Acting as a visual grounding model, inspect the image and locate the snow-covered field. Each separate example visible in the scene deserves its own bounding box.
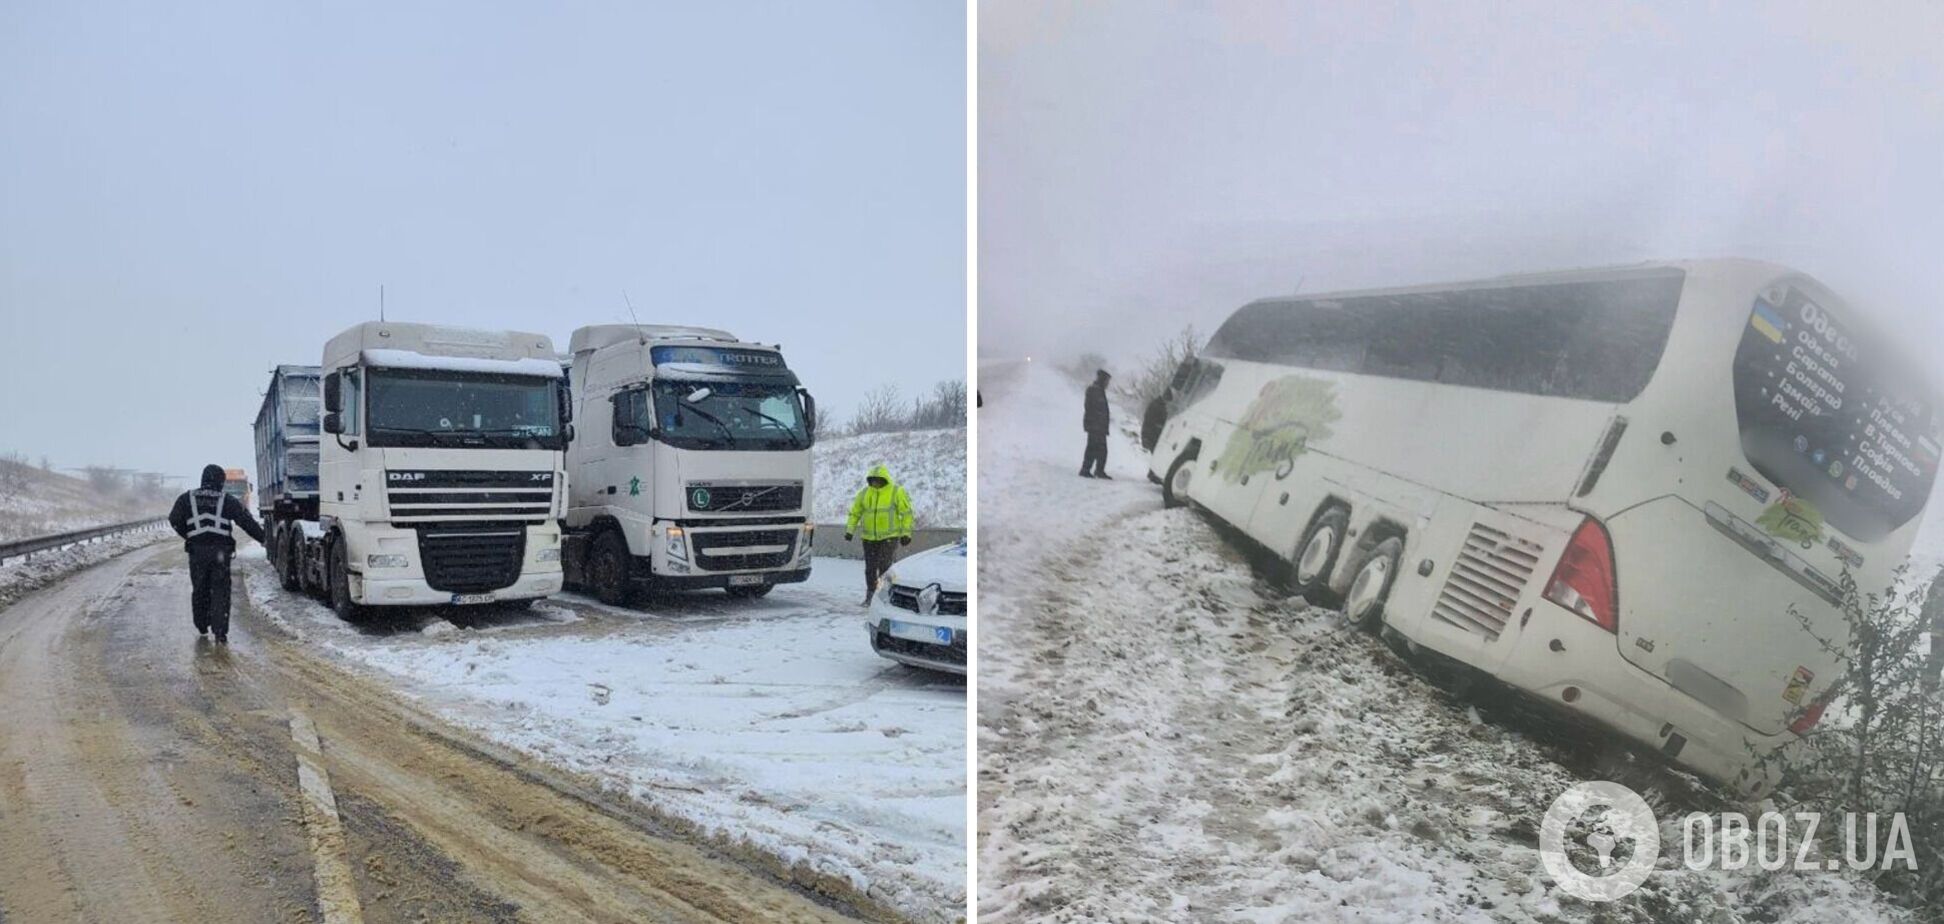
[0,460,167,542]
[241,552,966,923]
[975,360,1907,923]
[0,524,172,609]
[814,429,967,528]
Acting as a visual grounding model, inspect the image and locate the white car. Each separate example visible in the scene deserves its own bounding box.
[865,539,967,674]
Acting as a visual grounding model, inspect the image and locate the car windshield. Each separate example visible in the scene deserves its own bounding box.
[366,369,563,449]
[650,379,809,451]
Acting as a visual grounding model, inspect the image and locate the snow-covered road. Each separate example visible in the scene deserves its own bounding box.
[975,361,1906,923]
[241,551,966,923]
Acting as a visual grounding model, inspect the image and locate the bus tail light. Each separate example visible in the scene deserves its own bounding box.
[1790,700,1829,736]
[1544,517,1619,633]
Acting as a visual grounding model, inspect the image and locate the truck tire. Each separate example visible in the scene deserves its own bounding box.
[328,541,367,623]
[589,530,634,606]
[279,530,302,592]
[726,584,773,599]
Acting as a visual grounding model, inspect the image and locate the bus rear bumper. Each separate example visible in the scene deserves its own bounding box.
[1488,608,1786,797]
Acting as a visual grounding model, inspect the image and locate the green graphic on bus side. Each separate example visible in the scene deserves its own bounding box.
[1757,495,1824,547]
[1216,375,1341,484]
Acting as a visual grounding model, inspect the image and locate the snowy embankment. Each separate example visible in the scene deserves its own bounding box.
[976,359,1904,923]
[242,551,966,923]
[0,526,172,610]
[813,428,966,528]
[0,459,166,542]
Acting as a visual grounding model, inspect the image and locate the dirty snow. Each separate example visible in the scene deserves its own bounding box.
[241,552,965,923]
[975,358,1908,923]
[0,523,172,609]
[813,428,966,528]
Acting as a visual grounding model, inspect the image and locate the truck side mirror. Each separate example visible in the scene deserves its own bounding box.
[561,423,575,445]
[323,411,343,434]
[323,373,341,413]
[557,383,573,424]
[799,389,817,440]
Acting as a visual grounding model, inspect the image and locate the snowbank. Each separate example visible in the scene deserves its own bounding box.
[812,428,966,528]
[242,555,966,922]
[0,526,173,610]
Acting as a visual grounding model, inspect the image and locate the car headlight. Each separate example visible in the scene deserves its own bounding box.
[367,554,409,569]
[536,548,561,562]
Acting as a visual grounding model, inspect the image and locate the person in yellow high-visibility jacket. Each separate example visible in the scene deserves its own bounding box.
[845,463,915,606]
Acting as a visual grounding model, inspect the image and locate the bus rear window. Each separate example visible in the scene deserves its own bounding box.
[1731,284,1941,541]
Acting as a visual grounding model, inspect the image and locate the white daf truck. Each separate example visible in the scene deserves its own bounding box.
[286,321,573,620]
[561,324,817,603]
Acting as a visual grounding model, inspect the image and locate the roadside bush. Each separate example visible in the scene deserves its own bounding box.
[845,379,969,435]
[1772,570,1944,917]
[1112,325,1203,413]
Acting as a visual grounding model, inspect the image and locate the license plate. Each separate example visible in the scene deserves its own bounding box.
[728,575,765,587]
[888,620,952,644]
[450,593,495,605]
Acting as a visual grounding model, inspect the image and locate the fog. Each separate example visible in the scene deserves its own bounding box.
[979,1,1944,367]
[0,1,964,486]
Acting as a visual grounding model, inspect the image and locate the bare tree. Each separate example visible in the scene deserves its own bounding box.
[1114,325,1203,413]
[847,384,906,436]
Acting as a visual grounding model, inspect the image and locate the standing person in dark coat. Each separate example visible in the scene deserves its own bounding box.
[1080,368,1112,479]
[167,464,266,643]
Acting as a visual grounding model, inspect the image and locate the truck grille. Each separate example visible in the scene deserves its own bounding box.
[387,470,554,523]
[690,528,798,571]
[1430,522,1543,639]
[416,526,526,593]
[685,482,804,514]
[889,584,967,616]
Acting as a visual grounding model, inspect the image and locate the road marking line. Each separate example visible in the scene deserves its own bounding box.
[290,709,365,924]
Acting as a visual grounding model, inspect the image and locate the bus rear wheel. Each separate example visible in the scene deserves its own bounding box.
[1162,451,1196,509]
[1345,537,1402,633]
[1290,507,1348,602]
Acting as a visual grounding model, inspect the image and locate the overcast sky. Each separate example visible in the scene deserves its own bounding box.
[980,1,1944,368]
[0,0,963,485]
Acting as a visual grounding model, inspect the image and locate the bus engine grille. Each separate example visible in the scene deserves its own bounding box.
[417,526,526,593]
[1431,523,1543,640]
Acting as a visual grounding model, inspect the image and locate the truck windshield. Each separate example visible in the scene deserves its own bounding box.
[366,369,564,450]
[651,379,809,451]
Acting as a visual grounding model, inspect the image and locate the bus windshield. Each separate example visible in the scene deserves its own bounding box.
[366,369,564,450]
[651,379,809,451]
[1732,284,1941,541]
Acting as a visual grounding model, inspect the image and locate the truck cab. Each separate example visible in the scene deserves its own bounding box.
[315,321,573,617]
[562,324,817,603]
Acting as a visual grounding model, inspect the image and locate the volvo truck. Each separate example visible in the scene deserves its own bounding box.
[561,324,816,603]
[263,322,574,619]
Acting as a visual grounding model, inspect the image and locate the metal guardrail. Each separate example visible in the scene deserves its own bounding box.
[0,517,169,564]
[809,524,965,560]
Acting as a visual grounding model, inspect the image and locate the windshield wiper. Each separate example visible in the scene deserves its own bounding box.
[740,406,806,448]
[675,404,738,448]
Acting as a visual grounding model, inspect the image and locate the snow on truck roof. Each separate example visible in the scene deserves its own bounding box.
[361,349,564,378]
[323,321,556,369]
[568,324,741,354]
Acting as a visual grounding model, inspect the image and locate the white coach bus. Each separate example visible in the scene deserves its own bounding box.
[1148,259,1941,794]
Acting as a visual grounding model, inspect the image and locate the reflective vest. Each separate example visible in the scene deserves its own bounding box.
[185,490,232,539]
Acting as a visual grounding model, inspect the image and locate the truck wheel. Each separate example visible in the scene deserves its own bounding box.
[328,542,367,623]
[1345,537,1403,633]
[279,531,302,592]
[726,584,773,599]
[1290,506,1348,603]
[589,530,634,606]
[1162,450,1197,509]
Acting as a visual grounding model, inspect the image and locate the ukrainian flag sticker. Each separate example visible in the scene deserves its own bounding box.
[1750,300,1787,344]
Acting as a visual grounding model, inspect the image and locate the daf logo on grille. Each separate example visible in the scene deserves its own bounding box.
[389,472,424,482]
[691,487,711,508]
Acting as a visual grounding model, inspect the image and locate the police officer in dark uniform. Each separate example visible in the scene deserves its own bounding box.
[167,464,267,643]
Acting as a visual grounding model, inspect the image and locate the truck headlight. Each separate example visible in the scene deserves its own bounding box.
[366,554,409,569]
[536,548,561,563]
[666,526,688,562]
